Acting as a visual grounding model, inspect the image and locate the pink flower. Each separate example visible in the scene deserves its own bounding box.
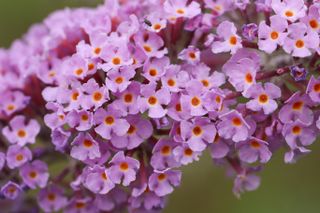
[212,21,242,54]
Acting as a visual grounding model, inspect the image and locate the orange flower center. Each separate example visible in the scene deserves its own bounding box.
[104,116,115,125]
[127,125,136,134]
[189,52,196,59]
[295,39,304,48]
[292,101,303,110]
[201,79,209,87]
[29,171,38,179]
[167,78,176,86]
[120,162,129,171]
[313,83,320,92]
[88,63,95,71]
[74,68,83,76]
[245,73,253,83]
[250,140,261,149]
[112,57,121,65]
[161,145,171,156]
[176,9,185,14]
[124,93,133,103]
[81,114,89,121]
[309,19,318,29]
[270,31,279,40]
[115,76,124,84]
[292,125,301,135]
[71,92,79,101]
[83,139,93,147]
[285,10,294,17]
[92,91,103,101]
[149,69,158,77]
[232,117,242,126]
[17,129,27,138]
[175,103,182,112]
[7,104,15,111]
[16,154,24,161]
[148,96,158,105]
[143,45,152,52]
[47,193,56,201]
[75,202,86,209]
[153,24,162,30]
[192,126,203,136]
[157,173,167,181]
[94,47,101,55]
[258,94,269,104]
[229,36,237,45]
[184,148,193,156]
[191,96,201,106]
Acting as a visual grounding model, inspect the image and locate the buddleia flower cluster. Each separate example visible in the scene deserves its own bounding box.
[0,0,320,212]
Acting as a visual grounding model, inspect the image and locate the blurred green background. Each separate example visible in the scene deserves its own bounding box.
[1,1,320,213]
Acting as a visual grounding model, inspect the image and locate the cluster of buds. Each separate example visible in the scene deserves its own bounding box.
[0,0,319,212]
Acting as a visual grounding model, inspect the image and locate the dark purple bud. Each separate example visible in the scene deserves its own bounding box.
[242,23,258,41]
[290,66,307,81]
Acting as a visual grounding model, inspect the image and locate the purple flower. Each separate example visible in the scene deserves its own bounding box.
[233,173,260,198]
[173,143,202,165]
[134,31,167,58]
[161,65,189,93]
[148,170,182,196]
[244,83,281,114]
[0,91,30,116]
[51,128,70,151]
[82,165,115,194]
[108,151,140,186]
[212,21,242,54]
[284,146,310,164]
[301,4,320,31]
[142,57,169,82]
[111,115,153,149]
[151,138,180,170]
[70,133,101,162]
[209,135,230,159]
[99,44,133,72]
[278,92,314,125]
[112,81,141,115]
[237,137,272,163]
[290,65,307,81]
[217,110,252,142]
[81,78,109,110]
[223,58,257,94]
[66,110,93,131]
[44,102,67,130]
[105,67,135,93]
[93,107,130,139]
[180,117,216,152]
[94,188,127,212]
[283,22,319,57]
[65,197,98,213]
[282,119,316,149]
[178,46,200,64]
[271,0,306,22]
[258,15,288,53]
[181,80,208,116]
[143,14,167,33]
[138,83,170,118]
[164,0,201,21]
[1,181,22,200]
[37,185,68,213]
[306,75,320,102]
[2,115,40,146]
[204,0,233,16]
[242,23,258,41]
[129,183,165,211]
[19,160,49,189]
[6,145,32,169]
